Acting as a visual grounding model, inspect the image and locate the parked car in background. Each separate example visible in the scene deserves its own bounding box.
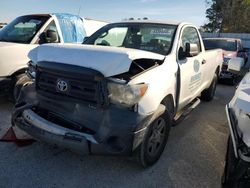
[222,70,250,188]
[13,20,224,167]
[83,18,108,36]
[0,13,106,100]
[203,38,249,85]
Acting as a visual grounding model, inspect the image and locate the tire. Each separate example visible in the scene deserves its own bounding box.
[13,74,31,102]
[222,136,239,188]
[228,76,237,86]
[135,112,171,167]
[200,73,217,102]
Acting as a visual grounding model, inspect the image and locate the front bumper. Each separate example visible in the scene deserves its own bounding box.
[12,84,163,156]
[15,109,94,154]
[226,105,250,162]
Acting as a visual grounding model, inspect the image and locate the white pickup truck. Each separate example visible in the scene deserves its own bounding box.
[13,21,223,167]
[0,13,106,98]
[223,71,250,187]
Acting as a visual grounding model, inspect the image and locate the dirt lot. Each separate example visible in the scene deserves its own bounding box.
[0,83,236,188]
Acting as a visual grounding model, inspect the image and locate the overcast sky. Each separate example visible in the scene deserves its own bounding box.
[0,0,207,27]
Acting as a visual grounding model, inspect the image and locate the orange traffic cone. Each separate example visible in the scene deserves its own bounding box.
[0,127,35,147]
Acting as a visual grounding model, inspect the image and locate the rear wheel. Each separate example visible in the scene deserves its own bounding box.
[136,112,171,167]
[229,75,238,86]
[200,73,217,102]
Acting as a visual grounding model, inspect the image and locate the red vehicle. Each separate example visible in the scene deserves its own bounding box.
[203,38,249,84]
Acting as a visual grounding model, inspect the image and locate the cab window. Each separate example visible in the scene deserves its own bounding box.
[181,27,201,54]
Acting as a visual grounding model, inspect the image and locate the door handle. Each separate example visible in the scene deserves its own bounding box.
[202,60,207,65]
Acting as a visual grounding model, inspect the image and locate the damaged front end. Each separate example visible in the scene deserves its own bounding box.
[225,72,250,183]
[12,60,161,155]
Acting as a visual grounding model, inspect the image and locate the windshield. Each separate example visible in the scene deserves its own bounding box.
[84,23,177,55]
[0,15,49,44]
[203,39,237,51]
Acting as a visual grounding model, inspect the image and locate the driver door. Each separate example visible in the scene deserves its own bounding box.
[177,26,204,110]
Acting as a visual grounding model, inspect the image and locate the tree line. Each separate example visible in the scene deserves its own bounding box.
[202,0,250,33]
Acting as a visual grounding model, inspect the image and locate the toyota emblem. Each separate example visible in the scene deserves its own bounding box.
[57,79,68,92]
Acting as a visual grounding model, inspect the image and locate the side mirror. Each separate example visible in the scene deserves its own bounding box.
[46,30,58,43]
[228,57,244,74]
[186,43,199,57]
[39,30,59,44]
[178,43,199,60]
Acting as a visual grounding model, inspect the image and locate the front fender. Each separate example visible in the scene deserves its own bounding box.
[129,57,178,116]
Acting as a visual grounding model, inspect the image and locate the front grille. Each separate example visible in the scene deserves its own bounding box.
[36,61,109,108]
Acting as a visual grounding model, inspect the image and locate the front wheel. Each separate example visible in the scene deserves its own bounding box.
[135,112,171,167]
[200,73,217,102]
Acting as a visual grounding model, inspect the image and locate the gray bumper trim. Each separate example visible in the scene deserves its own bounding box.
[22,109,98,144]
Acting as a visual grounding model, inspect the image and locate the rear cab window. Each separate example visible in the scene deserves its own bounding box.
[203,39,237,51]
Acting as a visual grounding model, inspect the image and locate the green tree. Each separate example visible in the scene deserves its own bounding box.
[202,0,224,32]
[203,0,250,33]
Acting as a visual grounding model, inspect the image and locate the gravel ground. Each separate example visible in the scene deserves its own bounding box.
[0,84,236,188]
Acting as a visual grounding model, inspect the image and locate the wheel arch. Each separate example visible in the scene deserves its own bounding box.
[160,94,176,118]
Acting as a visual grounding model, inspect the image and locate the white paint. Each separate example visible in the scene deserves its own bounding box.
[29,44,165,77]
[228,57,244,72]
[28,21,222,116]
[0,15,106,78]
[83,18,108,36]
[229,72,250,147]
[0,42,37,77]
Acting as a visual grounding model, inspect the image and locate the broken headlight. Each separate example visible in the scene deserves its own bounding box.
[108,82,148,107]
[26,61,37,79]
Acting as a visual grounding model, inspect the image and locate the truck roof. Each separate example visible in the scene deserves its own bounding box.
[22,14,51,17]
[21,13,82,19]
[116,20,192,26]
[204,37,241,41]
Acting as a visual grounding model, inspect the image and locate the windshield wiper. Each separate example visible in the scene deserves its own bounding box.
[0,39,9,42]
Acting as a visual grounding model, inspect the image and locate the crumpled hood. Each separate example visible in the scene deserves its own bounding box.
[0,42,36,77]
[229,72,250,146]
[29,43,165,77]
